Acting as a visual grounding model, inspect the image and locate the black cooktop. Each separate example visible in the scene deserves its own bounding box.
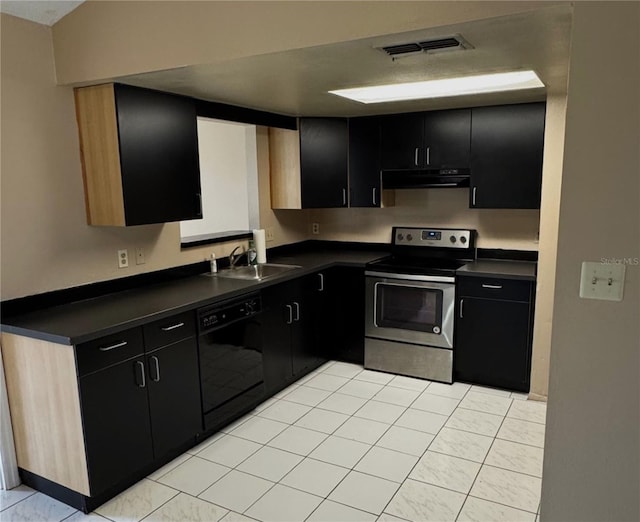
[366,255,466,277]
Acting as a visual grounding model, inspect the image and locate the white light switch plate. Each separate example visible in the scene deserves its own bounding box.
[579,261,625,301]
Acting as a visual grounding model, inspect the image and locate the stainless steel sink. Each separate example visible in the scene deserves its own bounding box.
[215,263,301,281]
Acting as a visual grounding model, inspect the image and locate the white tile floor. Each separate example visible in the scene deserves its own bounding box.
[0,361,546,522]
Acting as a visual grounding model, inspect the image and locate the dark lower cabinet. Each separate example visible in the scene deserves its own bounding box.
[146,338,202,459]
[470,102,546,209]
[262,272,329,394]
[80,356,153,495]
[77,313,202,496]
[454,276,535,392]
[326,267,366,364]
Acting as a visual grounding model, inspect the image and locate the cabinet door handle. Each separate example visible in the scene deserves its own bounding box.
[414,147,420,166]
[472,186,477,206]
[342,188,347,206]
[135,361,146,388]
[161,322,184,332]
[318,273,324,292]
[426,146,431,166]
[482,284,503,289]
[293,302,300,322]
[285,304,293,324]
[372,187,377,206]
[99,341,127,352]
[459,299,464,319]
[150,356,161,382]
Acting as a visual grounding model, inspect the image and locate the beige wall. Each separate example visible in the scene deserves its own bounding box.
[529,93,567,400]
[0,14,305,301]
[541,3,639,521]
[308,190,540,250]
[51,1,561,85]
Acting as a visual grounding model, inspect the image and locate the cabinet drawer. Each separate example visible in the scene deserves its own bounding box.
[143,311,196,350]
[77,328,144,376]
[457,276,532,302]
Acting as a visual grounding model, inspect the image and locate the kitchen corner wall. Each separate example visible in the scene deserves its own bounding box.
[307,191,540,250]
[541,3,639,520]
[0,14,306,301]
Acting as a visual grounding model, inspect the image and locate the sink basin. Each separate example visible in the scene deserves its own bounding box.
[215,263,301,281]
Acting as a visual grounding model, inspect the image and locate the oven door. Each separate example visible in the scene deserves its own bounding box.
[365,273,455,349]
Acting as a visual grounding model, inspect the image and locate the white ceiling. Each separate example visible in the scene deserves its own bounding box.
[0,0,84,26]
[120,5,573,117]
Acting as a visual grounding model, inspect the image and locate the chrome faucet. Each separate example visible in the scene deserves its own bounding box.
[229,246,246,269]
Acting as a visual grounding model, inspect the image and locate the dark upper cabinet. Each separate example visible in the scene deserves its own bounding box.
[75,83,202,226]
[470,102,546,209]
[380,113,424,170]
[380,109,471,170]
[454,276,535,392]
[349,117,383,208]
[423,109,472,169]
[271,118,393,209]
[300,118,349,208]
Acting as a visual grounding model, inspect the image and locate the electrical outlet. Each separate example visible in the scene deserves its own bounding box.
[265,227,275,242]
[312,223,320,235]
[135,247,145,265]
[117,249,129,269]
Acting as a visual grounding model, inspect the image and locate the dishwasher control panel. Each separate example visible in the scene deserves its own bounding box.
[198,293,262,332]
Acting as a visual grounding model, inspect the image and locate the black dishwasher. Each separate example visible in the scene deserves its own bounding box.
[197,293,265,432]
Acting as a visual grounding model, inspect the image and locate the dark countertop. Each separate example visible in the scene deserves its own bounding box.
[0,249,387,346]
[457,259,537,281]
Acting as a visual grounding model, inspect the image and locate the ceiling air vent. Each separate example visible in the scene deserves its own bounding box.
[418,37,462,52]
[380,35,471,59]
[381,42,423,57]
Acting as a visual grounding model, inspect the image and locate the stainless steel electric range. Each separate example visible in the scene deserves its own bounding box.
[365,226,476,383]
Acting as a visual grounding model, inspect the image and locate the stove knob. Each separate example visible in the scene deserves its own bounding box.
[397,233,404,241]
[450,235,457,243]
[460,236,467,244]
[407,234,413,241]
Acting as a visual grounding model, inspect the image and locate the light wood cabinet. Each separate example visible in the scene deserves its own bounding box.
[269,121,393,209]
[269,127,302,209]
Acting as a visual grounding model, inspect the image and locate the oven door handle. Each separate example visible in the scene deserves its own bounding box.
[365,271,455,284]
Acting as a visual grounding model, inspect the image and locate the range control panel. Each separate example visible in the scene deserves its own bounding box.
[393,227,473,249]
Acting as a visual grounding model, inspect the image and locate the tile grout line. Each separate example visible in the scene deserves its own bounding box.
[198,369,543,521]
[454,391,512,521]
[377,378,475,519]
[0,489,38,515]
[454,395,535,521]
[293,366,432,519]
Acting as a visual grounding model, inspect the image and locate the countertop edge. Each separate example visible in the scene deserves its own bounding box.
[0,255,384,346]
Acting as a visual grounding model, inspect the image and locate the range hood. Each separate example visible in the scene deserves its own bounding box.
[382,169,470,189]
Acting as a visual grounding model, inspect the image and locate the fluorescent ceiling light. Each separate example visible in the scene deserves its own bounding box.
[329,70,544,104]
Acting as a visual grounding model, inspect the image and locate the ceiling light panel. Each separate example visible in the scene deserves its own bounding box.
[329,70,545,104]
